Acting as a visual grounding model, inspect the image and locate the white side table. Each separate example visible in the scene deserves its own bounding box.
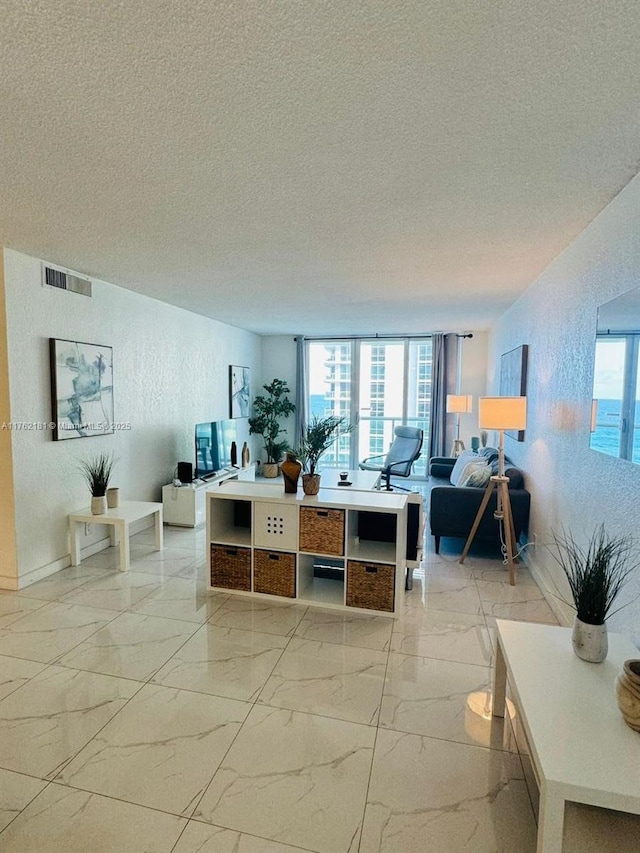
[69,501,163,572]
[492,619,640,853]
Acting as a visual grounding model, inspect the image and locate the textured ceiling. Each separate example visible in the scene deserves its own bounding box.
[2,1,640,336]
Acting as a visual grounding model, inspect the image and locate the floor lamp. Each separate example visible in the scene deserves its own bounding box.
[447,394,473,457]
[459,396,527,585]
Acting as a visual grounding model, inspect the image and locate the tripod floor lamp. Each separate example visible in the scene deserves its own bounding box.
[447,394,473,457]
[459,396,527,585]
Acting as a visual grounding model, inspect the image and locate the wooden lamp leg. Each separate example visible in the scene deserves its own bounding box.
[460,475,518,585]
[498,479,517,585]
[459,479,496,564]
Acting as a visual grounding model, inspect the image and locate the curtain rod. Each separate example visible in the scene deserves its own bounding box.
[293,333,473,342]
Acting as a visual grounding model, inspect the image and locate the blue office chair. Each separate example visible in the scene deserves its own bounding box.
[359,426,424,491]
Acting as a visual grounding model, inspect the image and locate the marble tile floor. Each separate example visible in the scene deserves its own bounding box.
[0,523,637,852]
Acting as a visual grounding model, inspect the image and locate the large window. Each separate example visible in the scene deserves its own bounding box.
[306,338,432,476]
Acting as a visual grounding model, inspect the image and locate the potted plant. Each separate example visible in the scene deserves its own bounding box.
[550,524,639,662]
[248,379,295,477]
[297,415,353,495]
[78,452,117,515]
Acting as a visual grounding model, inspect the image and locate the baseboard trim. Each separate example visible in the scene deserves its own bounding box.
[7,516,156,590]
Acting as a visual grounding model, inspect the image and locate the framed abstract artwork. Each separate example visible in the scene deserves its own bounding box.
[499,344,528,441]
[50,338,114,440]
[229,365,250,418]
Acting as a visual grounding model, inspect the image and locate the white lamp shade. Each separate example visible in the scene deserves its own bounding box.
[447,394,473,414]
[479,396,527,430]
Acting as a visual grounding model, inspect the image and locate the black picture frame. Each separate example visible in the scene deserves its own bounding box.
[499,344,528,441]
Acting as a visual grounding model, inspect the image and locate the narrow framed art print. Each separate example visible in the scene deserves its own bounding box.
[50,338,114,440]
[229,365,250,418]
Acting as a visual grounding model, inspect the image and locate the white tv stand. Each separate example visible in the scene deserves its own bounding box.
[162,464,255,527]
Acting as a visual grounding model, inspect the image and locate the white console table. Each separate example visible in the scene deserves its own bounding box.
[162,464,256,527]
[69,501,163,572]
[207,481,408,615]
[492,619,640,853]
[317,468,381,491]
[252,468,381,492]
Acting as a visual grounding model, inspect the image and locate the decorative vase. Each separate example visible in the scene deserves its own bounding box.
[230,441,238,466]
[281,453,302,493]
[471,436,480,452]
[615,659,640,732]
[263,462,279,478]
[106,487,119,508]
[302,473,321,496]
[91,495,107,515]
[572,617,608,663]
[241,441,250,467]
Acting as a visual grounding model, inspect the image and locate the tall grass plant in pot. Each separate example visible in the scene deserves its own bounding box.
[248,379,295,477]
[550,525,638,663]
[297,415,353,495]
[78,453,117,515]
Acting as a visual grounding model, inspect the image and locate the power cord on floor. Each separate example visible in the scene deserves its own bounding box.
[498,518,533,565]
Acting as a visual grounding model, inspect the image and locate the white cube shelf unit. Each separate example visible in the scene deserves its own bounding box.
[206,481,409,616]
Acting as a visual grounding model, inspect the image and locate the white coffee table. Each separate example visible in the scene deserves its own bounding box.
[69,501,163,572]
[492,619,640,852]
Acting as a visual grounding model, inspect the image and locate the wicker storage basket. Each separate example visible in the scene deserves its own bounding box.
[346,560,395,612]
[254,549,296,598]
[210,544,251,591]
[299,507,345,556]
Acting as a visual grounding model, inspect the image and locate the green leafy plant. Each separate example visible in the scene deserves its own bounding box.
[248,378,295,464]
[297,415,354,475]
[78,453,116,497]
[550,525,639,625]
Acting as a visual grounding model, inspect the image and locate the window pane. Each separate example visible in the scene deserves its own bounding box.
[307,338,432,479]
[307,341,353,468]
[590,338,625,459]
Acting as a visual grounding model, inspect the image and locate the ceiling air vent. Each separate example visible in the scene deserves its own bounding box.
[42,264,92,297]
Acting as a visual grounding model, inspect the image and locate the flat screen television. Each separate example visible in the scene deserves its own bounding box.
[195,419,237,479]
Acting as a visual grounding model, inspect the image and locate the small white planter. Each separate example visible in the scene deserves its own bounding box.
[262,463,279,478]
[106,487,119,508]
[91,495,107,515]
[572,617,608,663]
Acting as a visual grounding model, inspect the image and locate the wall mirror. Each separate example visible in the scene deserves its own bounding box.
[590,286,640,463]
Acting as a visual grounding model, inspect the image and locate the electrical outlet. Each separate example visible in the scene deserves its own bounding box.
[85,522,93,536]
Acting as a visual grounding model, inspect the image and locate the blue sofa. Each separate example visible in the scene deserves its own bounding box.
[428,449,531,553]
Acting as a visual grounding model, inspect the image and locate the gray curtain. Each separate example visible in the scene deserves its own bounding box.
[428,333,448,459]
[294,336,308,447]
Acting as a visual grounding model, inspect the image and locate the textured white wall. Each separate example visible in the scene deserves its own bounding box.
[259,336,298,400]
[488,175,640,644]
[2,249,261,588]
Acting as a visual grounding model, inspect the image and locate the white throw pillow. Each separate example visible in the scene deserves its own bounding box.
[449,451,478,486]
[459,459,491,488]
